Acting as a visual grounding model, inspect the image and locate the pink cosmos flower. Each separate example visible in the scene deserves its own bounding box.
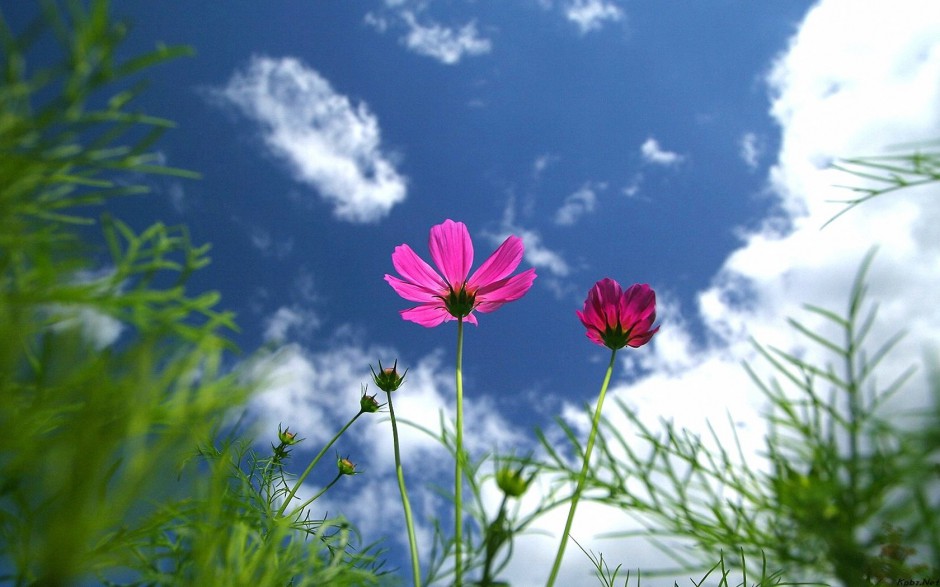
[385,219,537,327]
[577,278,659,349]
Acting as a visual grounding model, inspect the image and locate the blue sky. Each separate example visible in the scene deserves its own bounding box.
[11,1,940,585]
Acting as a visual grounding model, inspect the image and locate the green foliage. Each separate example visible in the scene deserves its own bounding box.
[827,141,940,227]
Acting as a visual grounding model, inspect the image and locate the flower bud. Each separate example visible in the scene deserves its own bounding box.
[361,394,381,413]
[278,425,300,446]
[496,467,529,498]
[337,457,357,476]
[370,360,407,393]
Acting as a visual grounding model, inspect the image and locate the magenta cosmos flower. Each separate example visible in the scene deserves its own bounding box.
[385,219,537,327]
[577,278,659,350]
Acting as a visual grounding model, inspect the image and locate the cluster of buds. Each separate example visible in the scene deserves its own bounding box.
[274,424,303,460]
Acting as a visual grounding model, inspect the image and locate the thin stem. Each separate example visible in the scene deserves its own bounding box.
[455,317,465,587]
[276,410,363,518]
[387,389,422,587]
[290,472,342,514]
[545,348,618,587]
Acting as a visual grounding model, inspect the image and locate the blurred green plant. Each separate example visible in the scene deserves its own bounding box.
[827,141,940,227]
[0,2,383,585]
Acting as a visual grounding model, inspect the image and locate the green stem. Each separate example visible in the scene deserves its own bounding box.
[480,495,510,586]
[545,348,617,587]
[455,317,465,587]
[387,389,422,587]
[276,410,363,518]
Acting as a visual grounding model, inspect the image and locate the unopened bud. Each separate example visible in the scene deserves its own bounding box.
[370,360,407,393]
[496,467,529,498]
[278,425,300,446]
[337,457,357,476]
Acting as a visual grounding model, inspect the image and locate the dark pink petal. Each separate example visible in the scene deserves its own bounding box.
[467,235,524,290]
[429,219,473,287]
[577,307,605,334]
[385,274,439,303]
[578,278,659,349]
[628,325,660,347]
[392,244,446,291]
[585,328,606,346]
[400,304,451,327]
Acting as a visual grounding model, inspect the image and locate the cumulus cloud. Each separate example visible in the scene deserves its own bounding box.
[640,137,683,165]
[213,56,407,223]
[553,182,603,225]
[400,12,492,64]
[564,0,625,34]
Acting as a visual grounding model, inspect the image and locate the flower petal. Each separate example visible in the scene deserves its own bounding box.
[385,274,439,303]
[475,268,537,312]
[429,219,473,287]
[392,243,447,291]
[628,325,660,347]
[467,235,524,290]
[400,304,451,327]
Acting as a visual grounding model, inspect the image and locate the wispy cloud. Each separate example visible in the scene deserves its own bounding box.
[564,0,624,34]
[554,182,604,225]
[640,137,683,165]
[212,56,407,223]
[739,131,763,169]
[400,12,492,65]
[621,172,647,200]
[531,153,558,179]
[249,227,294,259]
[495,197,571,277]
[263,306,322,343]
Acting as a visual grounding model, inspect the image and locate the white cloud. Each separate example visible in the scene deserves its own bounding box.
[249,227,294,259]
[554,182,602,226]
[640,137,683,165]
[532,153,558,179]
[564,0,625,34]
[401,12,492,65]
[739,131,763,169]
[495,197,572,278]
[214,56,407,223]
[518,228,571,277]
[263,306,321,342]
